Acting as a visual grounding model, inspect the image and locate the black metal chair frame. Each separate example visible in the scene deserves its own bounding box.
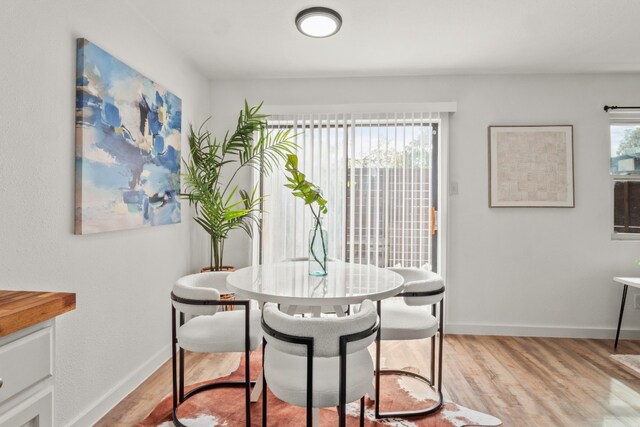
[374,287,445,419]
[170,292,257,427]
[261,313,380,427]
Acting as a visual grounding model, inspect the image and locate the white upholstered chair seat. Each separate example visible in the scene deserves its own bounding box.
[374,268,445,418]
[264,345,373,408]
[177,310,262,353]
[380,300,438,340]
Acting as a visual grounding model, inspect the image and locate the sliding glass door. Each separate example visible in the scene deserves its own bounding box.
[256,113,440,271]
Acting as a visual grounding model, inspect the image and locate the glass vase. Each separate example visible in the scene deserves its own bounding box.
[309,217,328,276]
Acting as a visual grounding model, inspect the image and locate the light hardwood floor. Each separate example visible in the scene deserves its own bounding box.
[96,336,640,426]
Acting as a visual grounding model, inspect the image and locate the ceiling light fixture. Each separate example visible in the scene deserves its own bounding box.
[295,7,342,38]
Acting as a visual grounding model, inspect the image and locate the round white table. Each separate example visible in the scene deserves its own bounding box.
[226,260,405,409]
[226,260,405,316]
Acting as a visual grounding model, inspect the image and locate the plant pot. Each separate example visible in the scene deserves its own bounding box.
[199,266,237,310]
[200,266,236,273]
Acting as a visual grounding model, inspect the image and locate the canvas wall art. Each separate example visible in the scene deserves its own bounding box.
[488,125,574,207]
[75,38,182,234]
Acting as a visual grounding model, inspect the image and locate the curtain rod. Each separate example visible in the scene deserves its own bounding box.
[604,105,640,112]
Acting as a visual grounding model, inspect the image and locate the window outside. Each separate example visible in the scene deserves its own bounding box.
[612,124,640,236]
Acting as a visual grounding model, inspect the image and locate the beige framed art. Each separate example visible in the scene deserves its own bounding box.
[488,125,574,207]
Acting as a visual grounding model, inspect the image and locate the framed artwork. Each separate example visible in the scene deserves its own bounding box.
[75,38,182,234]
[488,125,574,207]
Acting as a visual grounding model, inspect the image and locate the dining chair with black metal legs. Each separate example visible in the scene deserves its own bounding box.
[261,299,379,427]
[375,267,445,419]
[170,271,262,427]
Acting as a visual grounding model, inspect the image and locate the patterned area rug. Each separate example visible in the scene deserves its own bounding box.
[138,353,501,427]
[611,354,640,378]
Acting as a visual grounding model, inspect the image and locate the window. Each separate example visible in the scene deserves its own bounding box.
[610,116,640,237]
[613,180,640,234]
[345,120,437,268]
[255,112,442,269]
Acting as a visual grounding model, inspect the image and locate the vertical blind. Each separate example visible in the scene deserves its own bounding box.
[255,111,442,269]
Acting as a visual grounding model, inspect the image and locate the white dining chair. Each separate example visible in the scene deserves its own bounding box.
[375,267,445,418]
[261,299,379,427]
[171,271,262,427]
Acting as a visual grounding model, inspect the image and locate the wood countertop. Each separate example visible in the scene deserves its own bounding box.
[0,290,76,337]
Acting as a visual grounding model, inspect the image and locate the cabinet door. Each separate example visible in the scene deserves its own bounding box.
[0,327,52,405]
[0,389,52,427]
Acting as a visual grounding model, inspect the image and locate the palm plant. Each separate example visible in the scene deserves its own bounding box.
[181,101,297,271]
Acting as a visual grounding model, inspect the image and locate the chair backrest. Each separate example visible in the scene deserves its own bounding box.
[387,267,444,306]
[172,271,229,316]
[263,300,377,358]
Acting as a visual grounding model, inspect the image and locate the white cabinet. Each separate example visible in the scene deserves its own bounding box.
[0,321,54,427]
[0,389,52,427]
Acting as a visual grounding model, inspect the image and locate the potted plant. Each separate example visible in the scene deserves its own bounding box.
[283,154,329,276]
[182,101,296,272]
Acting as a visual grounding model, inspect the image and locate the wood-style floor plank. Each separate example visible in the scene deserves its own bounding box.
[95,336,640,426]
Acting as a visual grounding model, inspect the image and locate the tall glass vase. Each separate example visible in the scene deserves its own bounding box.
[309,217,328,276]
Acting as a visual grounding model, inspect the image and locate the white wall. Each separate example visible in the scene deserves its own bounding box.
[0,1,210,425]
[1,3,638,421]
[208,74,640,337]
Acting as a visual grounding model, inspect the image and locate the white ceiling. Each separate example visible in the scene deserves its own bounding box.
[126,0,640,79]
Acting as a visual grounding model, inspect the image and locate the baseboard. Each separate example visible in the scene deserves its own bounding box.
[446,323,640,339]
[66,343,170,427]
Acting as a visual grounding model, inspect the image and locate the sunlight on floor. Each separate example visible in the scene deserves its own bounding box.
[602,377,640,426]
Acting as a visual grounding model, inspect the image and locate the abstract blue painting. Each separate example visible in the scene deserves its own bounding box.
[75,38,182,234]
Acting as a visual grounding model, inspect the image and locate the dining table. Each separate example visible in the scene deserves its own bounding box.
[226,259,405,406]
[613,277,640,349]
[227,259,405,314]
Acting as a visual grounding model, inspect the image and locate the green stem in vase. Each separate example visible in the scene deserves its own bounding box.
[284,154,329,275]
[310,208,327,275]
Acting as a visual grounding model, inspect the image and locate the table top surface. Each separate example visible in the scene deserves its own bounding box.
[613,277,640,288]
[0,290,76,337]
[226,261,404,306]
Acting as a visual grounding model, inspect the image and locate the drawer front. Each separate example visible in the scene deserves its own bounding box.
[0,388,52,427]
[0,327,52,404]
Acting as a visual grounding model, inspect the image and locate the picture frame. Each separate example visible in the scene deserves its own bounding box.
[488,125,574,208]
[75,38,183,234]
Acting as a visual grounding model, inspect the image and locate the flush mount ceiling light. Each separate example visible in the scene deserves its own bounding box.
[295,7,342,38]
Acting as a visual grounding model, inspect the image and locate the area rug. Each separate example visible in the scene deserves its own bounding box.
[611,354,640,378]
[138,354,501,427]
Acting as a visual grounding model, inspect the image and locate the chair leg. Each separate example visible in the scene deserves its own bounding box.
[360,396,365,427]
[246,349,251,426]
[262,339,267,427]
[339,340,348,427]
[430,305,436,383]
[179,313,185,403]
[171,306,178,413]
[245,308,251,427]
[306,355,313,427]
[437,298,444,392]
[178,348,185,403]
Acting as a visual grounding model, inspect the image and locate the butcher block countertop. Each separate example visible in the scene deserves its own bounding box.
[0,290,76,337]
